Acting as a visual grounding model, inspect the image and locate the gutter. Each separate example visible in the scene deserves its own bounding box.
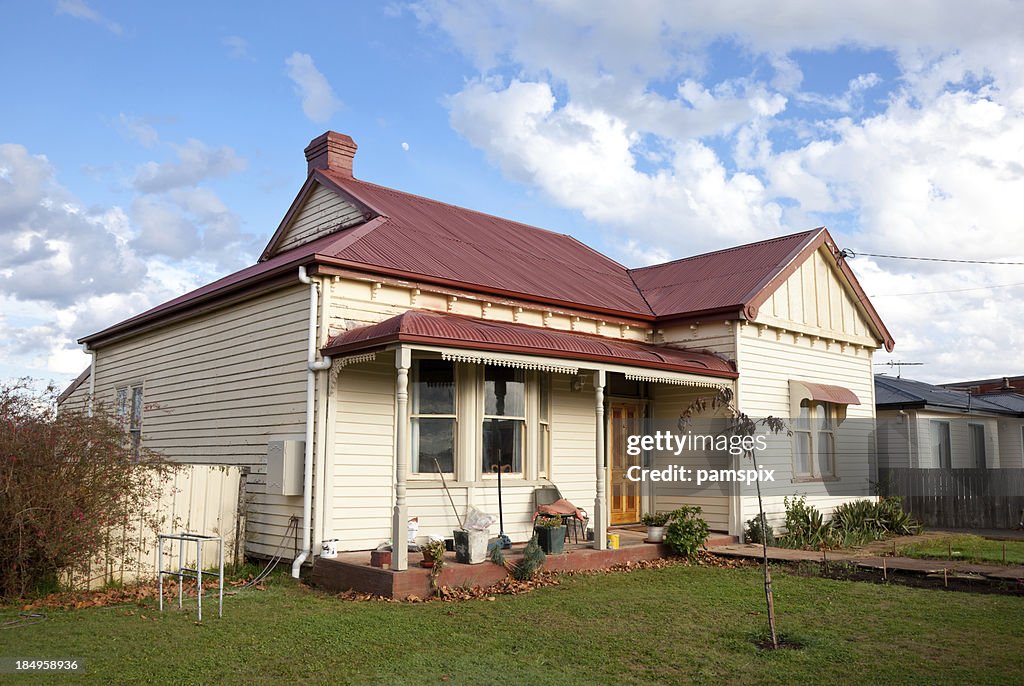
[292,266,332,578]
[84,343,96,417]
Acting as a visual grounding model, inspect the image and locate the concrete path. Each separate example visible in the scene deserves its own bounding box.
[709,543,1024,582]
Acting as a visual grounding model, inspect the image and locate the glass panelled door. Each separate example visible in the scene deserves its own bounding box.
[609,402,644,524]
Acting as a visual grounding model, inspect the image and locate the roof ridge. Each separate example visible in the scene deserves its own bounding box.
[334,173,608,248]
[628,228,823,274]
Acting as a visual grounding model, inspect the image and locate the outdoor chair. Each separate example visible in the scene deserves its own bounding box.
[533,482,589,544]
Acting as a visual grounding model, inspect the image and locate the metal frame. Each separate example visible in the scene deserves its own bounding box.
[157,532,224,621]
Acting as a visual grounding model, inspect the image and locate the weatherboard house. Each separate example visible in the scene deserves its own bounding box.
[60,132,894,572]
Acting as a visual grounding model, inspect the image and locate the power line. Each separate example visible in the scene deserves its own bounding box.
[840,249,1024,266]
[870,281,1024,298]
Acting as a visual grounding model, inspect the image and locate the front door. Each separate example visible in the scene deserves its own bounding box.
[609,402,644,524]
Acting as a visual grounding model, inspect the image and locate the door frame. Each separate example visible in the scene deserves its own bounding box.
[607,398,647,525]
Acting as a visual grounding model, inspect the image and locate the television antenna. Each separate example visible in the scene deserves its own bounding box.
[873,360,924,379]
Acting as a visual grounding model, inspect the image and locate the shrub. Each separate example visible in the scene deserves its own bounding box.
[511,535,546,580]
[0,381,176,599]
[641,512,670,527]
[779,496,922,551]
[533,515,564,529]
[781,496,834,549]
[663,506,710,560]
[745,515,775,546]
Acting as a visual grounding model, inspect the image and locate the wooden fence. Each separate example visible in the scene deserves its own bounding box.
[66,464,247,590]
[878,467,1024,530]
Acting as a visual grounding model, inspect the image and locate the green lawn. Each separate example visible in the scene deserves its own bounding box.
[898,534,1024,565]
[3,564,1022,685]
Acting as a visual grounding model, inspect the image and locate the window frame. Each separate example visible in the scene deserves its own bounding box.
[409,358,458,477]
[538,373,551,479]
[968,423,986,469]
[480,366,527,478]
[115,383,144,461]
[931,420,952,469]
[792,399,837,481]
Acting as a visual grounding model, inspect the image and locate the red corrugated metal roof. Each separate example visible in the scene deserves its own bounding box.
[322,310,737,378]
[78,135,893,352]
[793,380,861,406]
[628,229,822,318]
[318,170,654,316]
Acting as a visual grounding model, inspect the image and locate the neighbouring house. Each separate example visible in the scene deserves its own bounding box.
[60,131,894,572]
[875,374,1024,469]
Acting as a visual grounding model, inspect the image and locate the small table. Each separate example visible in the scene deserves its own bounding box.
[157,532,224,621]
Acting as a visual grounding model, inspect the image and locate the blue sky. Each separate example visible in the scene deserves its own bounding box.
[2,1,1024,388]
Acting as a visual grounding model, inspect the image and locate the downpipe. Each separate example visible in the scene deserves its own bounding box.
[292,266,332,578]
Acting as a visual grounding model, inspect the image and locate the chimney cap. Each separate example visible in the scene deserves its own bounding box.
[305,131,357,177]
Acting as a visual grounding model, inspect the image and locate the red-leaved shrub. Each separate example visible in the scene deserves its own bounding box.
[0,380,176,599]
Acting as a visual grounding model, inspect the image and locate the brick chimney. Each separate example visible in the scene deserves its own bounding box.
[304,131,357,177]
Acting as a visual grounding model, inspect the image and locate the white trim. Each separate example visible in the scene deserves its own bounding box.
[440,350,579,375]
[622,371,726,388]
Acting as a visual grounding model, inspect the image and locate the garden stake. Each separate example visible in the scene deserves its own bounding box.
[943,568,948,587]
[882,557,887,581]
[948,542,952,558]
[434,458,463,530]
[893,540,897,556]
[492,449,511,549]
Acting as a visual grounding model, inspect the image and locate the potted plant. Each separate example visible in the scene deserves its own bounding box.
[533,515,567,554]
[641,511,671,543]
[419,539,446,568]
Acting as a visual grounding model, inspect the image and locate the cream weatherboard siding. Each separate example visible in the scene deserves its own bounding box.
[326,352,600,551]
[735,323,877,528]
[649,383,732,532]
[876,411,916,468]
[757,246,877,347]
[87,285,310,558]
[660,320,737,361]
[270,182,366,256]
[910,411,1002,468]
[996,419,1024,468]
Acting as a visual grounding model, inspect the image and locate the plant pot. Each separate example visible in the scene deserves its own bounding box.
[420,549,434,568]
[646,526,666,543]
[453,529,487,564]
[534,525,566,554]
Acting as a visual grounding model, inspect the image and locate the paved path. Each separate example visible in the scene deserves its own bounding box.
[709,543,1024,582]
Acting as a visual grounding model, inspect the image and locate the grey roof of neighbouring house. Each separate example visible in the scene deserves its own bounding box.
[874,375,1022,416]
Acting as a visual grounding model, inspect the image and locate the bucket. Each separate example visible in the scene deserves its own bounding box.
[453,529,488,564]
[320,539,339,558]
[606,533,620,550]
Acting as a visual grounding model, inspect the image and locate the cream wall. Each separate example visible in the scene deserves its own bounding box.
[735,320,879,530]
[84,285,310,558]
[327,358,599,551]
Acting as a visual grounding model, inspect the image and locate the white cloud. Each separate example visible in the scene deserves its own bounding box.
[401,141,410,151]
[133,138,247,193]
[0,139,258,387]
[421,0,1024,381]
[223,35,251,61]
[55,0,122,34]
[284,52,341,123]
[115,113,159,147]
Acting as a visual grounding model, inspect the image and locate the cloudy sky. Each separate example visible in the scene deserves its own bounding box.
[2,1,1023,389]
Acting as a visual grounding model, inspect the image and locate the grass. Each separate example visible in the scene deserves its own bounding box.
[3,563,1023,685]
[898,534,1024,565]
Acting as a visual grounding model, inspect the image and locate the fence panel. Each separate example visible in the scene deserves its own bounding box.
[68,464,246,590]
[878,467,1024,530]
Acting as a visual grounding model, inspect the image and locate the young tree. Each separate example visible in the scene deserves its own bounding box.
[0,380,176,598]
[680,387,788,649]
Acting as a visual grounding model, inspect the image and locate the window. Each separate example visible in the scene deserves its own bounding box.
[931,421,952,469]
[968,423,986,469]
[538,374,551,477]
[411,359,456,474]
[116,384,144,461]
[481,366,525,475]
[793,400,836,479]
